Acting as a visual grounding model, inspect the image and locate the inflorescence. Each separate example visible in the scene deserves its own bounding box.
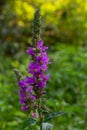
[18,40,50,115]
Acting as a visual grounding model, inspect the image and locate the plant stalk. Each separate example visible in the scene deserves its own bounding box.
[40,123,42,130]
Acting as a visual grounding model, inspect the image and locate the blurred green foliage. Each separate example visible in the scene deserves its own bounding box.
[0,45,87,130]
[1,0,87,55]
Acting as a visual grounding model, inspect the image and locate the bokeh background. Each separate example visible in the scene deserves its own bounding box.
[0,0,87,130]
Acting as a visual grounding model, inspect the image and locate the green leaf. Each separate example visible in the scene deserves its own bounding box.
[43,111,65,122]
[21,118,37,130]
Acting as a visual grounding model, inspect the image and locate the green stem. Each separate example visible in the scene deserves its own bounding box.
[40,123,42,130]
[37,99,43,130]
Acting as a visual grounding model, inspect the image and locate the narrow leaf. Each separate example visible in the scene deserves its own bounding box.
[21,118,37,129]
[43,111,65,122]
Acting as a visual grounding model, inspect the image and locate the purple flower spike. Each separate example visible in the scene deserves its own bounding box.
[18,39,50,111]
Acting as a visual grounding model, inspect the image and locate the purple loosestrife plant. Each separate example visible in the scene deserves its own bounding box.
[18,40,50,113]
[14,9,64,130]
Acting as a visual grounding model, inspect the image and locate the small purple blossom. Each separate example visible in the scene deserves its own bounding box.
[26,47,35,56]
[32,113,38,118]
[25,76,35,85]
[30,95,36,100]
[29,62,41,74]
[18,80,26,88]
[20,98,25,104]
[37,40,44,49]
[21,106,29,111]
[26,86,33,93]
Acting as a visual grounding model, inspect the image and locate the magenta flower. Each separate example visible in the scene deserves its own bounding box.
[32,113,38,118]
[26,47,35,56]
[21,106,29,111]
[25,76,35,85]
[18,40,50,112]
